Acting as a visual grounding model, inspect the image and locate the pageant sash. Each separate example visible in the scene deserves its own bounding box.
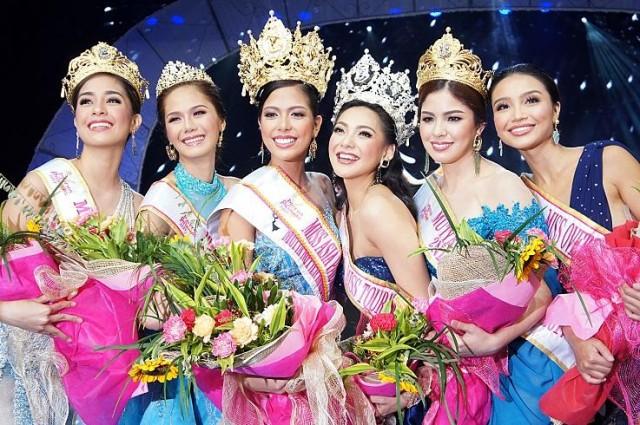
[139,179,215,240]
[338,211,398,318]
[414,176,457,268]
[34,158,98,223]
[214,166,340,301]
[522,176,608,258]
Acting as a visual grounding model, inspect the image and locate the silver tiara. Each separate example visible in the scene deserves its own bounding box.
[332,51,416,146]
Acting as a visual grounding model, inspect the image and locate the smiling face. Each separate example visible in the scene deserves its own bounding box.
[162,83,225,162]
[418,87,483,165]
[258,84,321,163]
[329,105,395,182]
[73,73,141,149]
[491,73,560,151]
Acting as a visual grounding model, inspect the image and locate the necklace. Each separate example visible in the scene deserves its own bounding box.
[174,162,224,198]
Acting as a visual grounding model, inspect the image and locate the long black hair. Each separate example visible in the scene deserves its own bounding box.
[333,99,416,218]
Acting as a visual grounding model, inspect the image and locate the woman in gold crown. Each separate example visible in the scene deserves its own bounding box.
[413,29,567,424]
[119,61,236,425]
[0,42,146,424]
[213,12,346,425]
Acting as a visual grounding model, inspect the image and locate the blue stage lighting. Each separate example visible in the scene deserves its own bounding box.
[388,7,402,15]
[429,11,442,17]
[146,17,158,26]
[298,11,312,23]
[539,2,552,12]
[171,15,185,25]
[499,9,511,16]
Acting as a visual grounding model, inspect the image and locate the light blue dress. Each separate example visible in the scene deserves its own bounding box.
[254,207,339,295]
[457,200,563,425]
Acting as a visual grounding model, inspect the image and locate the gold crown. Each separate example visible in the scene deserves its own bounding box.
[238,10,335,104]
[416,27,491,98]
[61,42,149,106]
[156,61,215,98]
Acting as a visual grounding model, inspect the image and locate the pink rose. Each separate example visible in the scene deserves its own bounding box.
[494,230,513,245]
[211,332,237,358]
[162,315,187,343]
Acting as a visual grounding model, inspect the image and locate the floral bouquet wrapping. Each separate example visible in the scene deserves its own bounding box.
[339,300,459,424]
[130,238,346,425]
[47,214,165,425]
[540,220,640,425]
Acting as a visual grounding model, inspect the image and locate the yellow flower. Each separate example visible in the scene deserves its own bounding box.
[26,219,41,233]
[192,314,215,343]
[517,238,545,281]
[128,357,178,384]
[399,380,419,394]
[377,371,396,383]
[169,234,192,244]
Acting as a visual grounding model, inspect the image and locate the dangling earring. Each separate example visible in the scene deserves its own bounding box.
[131,132,137,156]
[165,144,177,161]
[498,139,504,157]
[375,158,390,184]
[552,120,560,145]
[218,131,224,148]
[259,142,265,164]
[308,138,318,161]
[75,131,80,158]
[473,135,482,175]
[423,154,430,177]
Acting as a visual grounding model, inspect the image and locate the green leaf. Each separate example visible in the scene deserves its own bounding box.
[269,296,288,338]
[338,363,376,377]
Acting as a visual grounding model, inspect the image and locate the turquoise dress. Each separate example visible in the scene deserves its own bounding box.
[119,164,227,425]
[455,200,563,425]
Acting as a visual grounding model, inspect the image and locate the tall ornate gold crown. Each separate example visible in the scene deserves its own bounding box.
[333,51,416,146]
[238,10,335,104]
[61,42,149,106]
[416,27,492,98]
[156,61,215,98]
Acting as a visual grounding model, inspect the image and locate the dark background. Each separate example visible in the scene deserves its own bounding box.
[3,2,639,198]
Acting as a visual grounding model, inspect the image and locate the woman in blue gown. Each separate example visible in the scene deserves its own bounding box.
[330,52,430,424]
[120,60,239,425]
[490,63,640,424]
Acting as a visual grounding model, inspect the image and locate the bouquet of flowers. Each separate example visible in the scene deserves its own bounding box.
[540,219,640,425]
[340,299,459,423]
[131,237,346,425]
[46,213,168,425]
[416,181,561,424]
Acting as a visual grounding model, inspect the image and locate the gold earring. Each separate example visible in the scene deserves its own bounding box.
[473,135,482,175]
[165,144,177,161]
[218,131,224,148]
[309,138,318,161]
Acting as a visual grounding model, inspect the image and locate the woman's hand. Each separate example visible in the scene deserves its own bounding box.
[448,320,500,356]
[620,282,640,321]
[241,377,305,394]
[369,392,417,418]
[0,295,82,341]
[570,337,614,384]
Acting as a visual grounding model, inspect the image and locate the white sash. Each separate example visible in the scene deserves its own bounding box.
[413,175,457,269]
[338,211,399,318]
[139,180,217,241]
[34,158,98,222]
[214,166,341,301]
[522,176,608,258]
[414,175,576,370]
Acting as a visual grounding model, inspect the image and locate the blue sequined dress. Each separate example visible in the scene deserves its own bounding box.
[119,165,227,425]
[254,207,339,295]
[457,200,564,425]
